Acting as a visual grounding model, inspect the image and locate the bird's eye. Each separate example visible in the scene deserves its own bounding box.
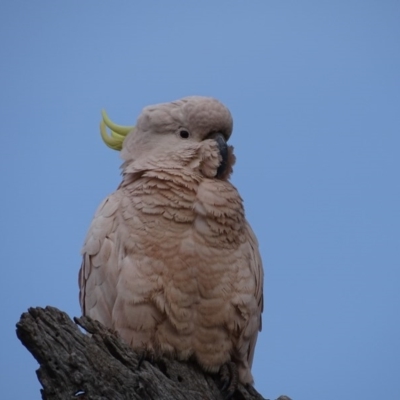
[179,130,189,139]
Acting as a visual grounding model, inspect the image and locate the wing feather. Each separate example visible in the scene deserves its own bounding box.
[79,192,121,325]
[245,221,264,367]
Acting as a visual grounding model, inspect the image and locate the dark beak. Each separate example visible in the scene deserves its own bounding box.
[207,132,228,178]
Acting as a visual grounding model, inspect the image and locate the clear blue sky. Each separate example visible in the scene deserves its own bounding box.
[1,2,399,399]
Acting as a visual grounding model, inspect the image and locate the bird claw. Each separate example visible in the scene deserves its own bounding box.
[218,361,239,399]
[137,349,156,370]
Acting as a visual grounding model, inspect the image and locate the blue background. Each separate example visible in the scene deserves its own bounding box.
[1,2,399,399]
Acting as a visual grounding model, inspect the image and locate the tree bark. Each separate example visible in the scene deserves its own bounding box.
[16,306,289,400]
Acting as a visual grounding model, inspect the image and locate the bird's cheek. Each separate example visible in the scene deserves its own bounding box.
[199,141,221,179]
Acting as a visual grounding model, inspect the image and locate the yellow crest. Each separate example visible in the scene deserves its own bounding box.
[100,110,135,151]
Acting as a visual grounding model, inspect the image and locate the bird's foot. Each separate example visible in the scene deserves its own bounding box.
[137,348,156,370]
[218,361,239,399]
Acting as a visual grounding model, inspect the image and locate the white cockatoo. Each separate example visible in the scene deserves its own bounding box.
[79,96,263,384]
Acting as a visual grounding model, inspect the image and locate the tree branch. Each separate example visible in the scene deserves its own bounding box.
[16,306,289,400]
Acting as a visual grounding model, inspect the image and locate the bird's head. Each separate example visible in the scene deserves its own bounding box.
[100,96,236,180]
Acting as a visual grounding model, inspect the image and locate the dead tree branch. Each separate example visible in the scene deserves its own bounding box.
[16,306,290,400]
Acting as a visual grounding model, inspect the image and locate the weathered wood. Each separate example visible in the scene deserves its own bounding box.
[16,306,288,400]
